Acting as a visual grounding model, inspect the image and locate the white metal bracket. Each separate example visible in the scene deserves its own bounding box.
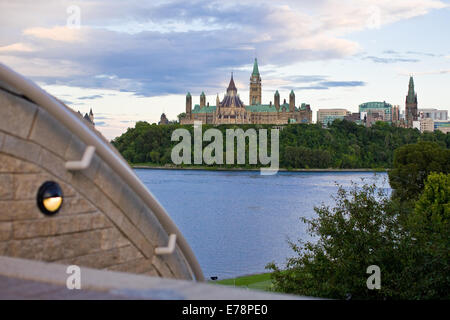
[65,145,96,171]
[155,234,177,255]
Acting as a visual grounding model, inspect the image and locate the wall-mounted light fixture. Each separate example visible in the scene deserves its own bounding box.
[37,181,63,215]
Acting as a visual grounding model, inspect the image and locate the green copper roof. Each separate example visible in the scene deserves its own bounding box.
[275,90,279,96]
[245,103,293,112]
[200,91,205,97]
[252,58,260,76]
[192,104,216,114]
[186,92,191,97]
[290,90,295,96]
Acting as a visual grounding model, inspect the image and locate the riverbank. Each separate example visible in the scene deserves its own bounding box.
[210,273,273,292]
[132,163,388,172]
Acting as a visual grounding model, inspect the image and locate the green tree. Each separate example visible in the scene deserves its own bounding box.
[388,141,450,201]
[267,181,407,299]
[177,112,186,122]
[402,172,450,299]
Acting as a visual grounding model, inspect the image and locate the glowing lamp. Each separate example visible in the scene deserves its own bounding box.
[37,181,63,215]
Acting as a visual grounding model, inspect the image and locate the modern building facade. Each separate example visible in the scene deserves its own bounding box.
[434,120,450,134]
[418,108,448,121]
[317,108,350,126]
[181,59,312,125]
[359,101,393,122]
[413,117,434,133]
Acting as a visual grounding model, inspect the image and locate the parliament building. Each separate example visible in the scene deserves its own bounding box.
[180,59,312,125]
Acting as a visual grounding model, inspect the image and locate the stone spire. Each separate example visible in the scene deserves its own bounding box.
[200,91,206,108]
[406,76,417,104]
[405,75,418,126]
[227,72,237,94]
[252,58,260,76]
[249,58,262,105]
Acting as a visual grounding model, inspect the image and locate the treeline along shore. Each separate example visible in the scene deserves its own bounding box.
[112,119,449,170]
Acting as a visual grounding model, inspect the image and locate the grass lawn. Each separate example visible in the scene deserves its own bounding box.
[210,273,273,292]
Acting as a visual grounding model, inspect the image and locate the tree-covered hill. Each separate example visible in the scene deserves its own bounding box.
[111,120,449,169]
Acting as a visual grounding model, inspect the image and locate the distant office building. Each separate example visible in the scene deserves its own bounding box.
[418,108,448,121]
[405,76,418,127]
[363,111,385,127]
[344,112,361,123]
[317,108,350,126]
[434,120,450,134]
[359,101,393,122]
[418,118,434,133]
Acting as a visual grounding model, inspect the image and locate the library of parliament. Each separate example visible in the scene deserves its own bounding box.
[180,59,312,125]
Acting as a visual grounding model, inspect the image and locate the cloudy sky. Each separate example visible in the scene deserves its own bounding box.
[1,0,449,139]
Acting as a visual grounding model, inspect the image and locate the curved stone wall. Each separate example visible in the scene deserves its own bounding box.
[0,84,194,280]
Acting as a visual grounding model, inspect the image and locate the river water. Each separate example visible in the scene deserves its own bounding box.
[135,169,390,280]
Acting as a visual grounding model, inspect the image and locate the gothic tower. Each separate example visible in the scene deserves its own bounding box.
[89,108,94,123]
[249,58,261,105]
[405,76,418,127]
[200,91,206,108]
[289,90,295,112]
[274,90,280,111]
[186,92,192,118]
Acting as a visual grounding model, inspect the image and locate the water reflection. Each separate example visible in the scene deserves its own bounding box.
[135,169,390,279]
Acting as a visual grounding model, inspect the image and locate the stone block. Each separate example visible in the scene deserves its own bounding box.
[158,247,193,280]
[5,229,114,261]
[38,148,73,182]
[58,196,97,216]
[64,135,101,179]
[13,172,76,200]
[0,153,40,173]
[1,134,41,165]
[106,258,154,274]
[12,212,112,239]
[29,108,72,158]
[0,200,40,221]
[56,245,143,269]
[152,255,175,278]
[136,206,167,246]
[0,174,13,200]
[0,241,6,255]
[93,161,125,206]
[0,222,12,241]
[0,90,37,138]
[143,268,160,277]
[100,227,131,251]
[0,132,4,149]
[69,172,155,259]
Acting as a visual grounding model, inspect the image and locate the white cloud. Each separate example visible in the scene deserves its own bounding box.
[319,0,448,34]
[398,69,450,76]
[23,26,84,42]
[0,42,36,52]
[0,55,86,78]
